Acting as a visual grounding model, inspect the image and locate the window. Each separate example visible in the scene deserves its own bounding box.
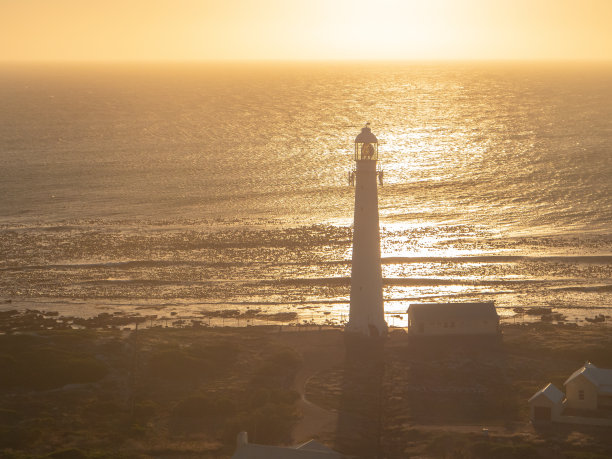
[579,390,585,400]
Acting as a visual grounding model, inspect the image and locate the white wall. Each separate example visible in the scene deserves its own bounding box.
[565,376,598,410]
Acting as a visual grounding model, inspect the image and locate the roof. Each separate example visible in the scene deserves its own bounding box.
[528,383,564,405]
[232,443,342,459]
[564,362,612,394]
[355,125,378,143]
[407,302,499,321]
[296,440,340,454]
[231,433,343,459]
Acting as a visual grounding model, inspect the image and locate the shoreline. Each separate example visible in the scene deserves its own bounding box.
[1,296,610,333]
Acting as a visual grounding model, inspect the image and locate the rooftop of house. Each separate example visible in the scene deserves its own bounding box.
[528,382,564,405]
[564,362,612,394]
[231,432,343,459]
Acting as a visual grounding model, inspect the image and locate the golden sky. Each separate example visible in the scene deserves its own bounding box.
[1,0,611,61]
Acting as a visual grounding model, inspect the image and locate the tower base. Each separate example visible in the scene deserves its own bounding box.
[343,329,386,362]
[345,320,388,338]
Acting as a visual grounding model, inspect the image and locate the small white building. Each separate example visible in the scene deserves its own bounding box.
[407,302,500,336]
[528,383,565,422]
[563,362,612,411]
[529,362,612,425]
[232,432,343,459]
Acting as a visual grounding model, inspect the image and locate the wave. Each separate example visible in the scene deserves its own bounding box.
[3,254,611,272]
[551,284,612,293]
[382,255,612,264]
[73,276,571,288]
[0,260,249,271]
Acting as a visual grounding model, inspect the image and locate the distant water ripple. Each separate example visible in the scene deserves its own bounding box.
[0,62,610,323]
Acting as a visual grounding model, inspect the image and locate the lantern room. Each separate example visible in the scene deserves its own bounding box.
[354,123,379,161]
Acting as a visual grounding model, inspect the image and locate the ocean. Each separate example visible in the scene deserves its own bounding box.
[1,61,611,327]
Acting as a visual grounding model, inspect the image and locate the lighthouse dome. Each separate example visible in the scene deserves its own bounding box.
[354,125,379,161]
[355,125,378,143]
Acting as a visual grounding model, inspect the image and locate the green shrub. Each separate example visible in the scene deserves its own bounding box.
[0,409,20,425]
[248,388,299,408]
[0,426,42,449]
[0,450,32,459]
[249,402,299,444]
[46,448,87,459]
[471,441,540,459]
[0,347,107,390]
[251,347,302,388]
[564,453,612,459]
[425,432,467,456]
[223,401,298,446]
[268,348,302,370]
[172,394,236,419]
[133,400,158,421]
[192,341,240,368]
[147,348,209,381]
[0,354,18,388]
[401,428,429,442]
[87,401,122,418]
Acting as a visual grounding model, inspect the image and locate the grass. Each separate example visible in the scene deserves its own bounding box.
[0,332,108,390]
[0,326,304,457]
[1,324,612,457]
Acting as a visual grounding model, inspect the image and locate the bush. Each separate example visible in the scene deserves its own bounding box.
[251,347,302,388]
[46,448,87,459]
[0,426,42,449]
[268,348,302,370]
[425,432,467,456]
[147,348,209,381]
[0,348,107,390]
[24,348,107,389]
[133,400,158,421]
[172,395,236,420]
[87,401,122,418]
[564,453,612,459]
[471,441,540,459]
[223,401,299,446]
[249,402,299,444]
[0,409,20,425]
[0,354,18,388]
[192,341,240,368]
[248,388,300,408]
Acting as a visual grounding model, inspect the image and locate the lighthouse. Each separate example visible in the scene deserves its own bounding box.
[346,124,388,338]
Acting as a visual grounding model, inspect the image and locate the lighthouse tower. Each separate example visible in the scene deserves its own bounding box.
[346,124,388,338]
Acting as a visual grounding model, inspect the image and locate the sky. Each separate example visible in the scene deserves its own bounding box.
[1,0,611,61]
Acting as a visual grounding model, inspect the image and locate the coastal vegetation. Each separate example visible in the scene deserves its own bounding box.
[0,323,611,457]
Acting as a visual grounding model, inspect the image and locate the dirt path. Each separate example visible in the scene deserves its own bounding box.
[292,371,339,443]
[280,330,343,443]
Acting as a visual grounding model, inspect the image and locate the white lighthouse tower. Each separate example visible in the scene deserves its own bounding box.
[346,124,388,338]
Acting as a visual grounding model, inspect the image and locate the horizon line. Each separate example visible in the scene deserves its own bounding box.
[1,57,612,65]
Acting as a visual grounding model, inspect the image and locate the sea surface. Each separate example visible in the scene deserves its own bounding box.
[1,61,611,327]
